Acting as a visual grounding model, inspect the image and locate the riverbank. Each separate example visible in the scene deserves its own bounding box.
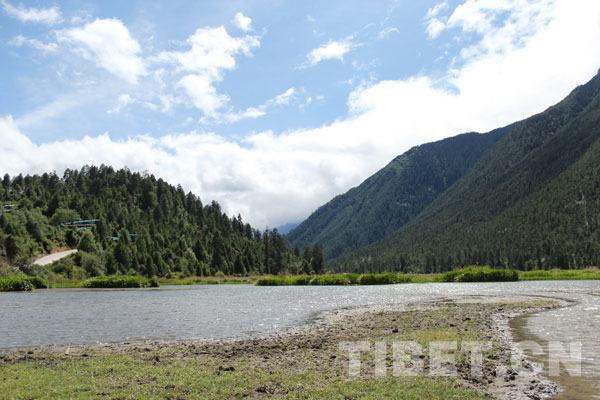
[2,265,599,291]
[0,297,562,399]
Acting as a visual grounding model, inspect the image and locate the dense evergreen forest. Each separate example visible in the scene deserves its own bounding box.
[0,166,324,279]
[331,72,600,273]
[287,125,515,259]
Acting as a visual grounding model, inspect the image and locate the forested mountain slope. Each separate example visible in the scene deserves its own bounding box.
[287,126,514,259]
[0,166,322,279]
[333,71,600,273]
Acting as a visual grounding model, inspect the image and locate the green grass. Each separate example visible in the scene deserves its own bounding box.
[256,273,413,286]
[157,275,264,285]
[437,267,519,283]
[359,272,412,285]
[0,275,49,291]
[82,275,159,288]
[519,267,600,280]
[0,351,484,400]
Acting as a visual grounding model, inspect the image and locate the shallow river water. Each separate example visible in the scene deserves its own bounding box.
[1,280,598,397]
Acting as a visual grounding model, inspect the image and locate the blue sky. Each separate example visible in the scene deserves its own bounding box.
[1,0,600,228]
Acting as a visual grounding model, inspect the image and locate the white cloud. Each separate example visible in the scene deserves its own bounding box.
[155,26,259,78]
[2,0,599,228]
[221,107,266,124]
[154,26,259,116]
[107,94,135,114]
[57,18,147,84]
[304,38,353,67]
[425,1,449,38]
[9,35,58,53]
[178,74,229,117]
[219,87,296,123]
[378,27,399,39]
[233,12,252,31]
[1,0,61,25]
[268,88,296,106]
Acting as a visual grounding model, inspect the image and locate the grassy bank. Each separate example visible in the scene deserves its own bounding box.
[437,268,519,283]
[4,266,599,291]
[157,275,261,286]
[82,275,159,288]
[0,300,555,399]
[519,268,600,280]
[256,272,413,286]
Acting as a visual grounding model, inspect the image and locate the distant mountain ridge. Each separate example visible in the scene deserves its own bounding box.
[332,71,600,272]
[287,124,515,259]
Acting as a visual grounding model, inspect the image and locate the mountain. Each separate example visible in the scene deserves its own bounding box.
[276,222,300,235]
[0,166,321,279]
[332,71,600,272]
[287,126,514,259]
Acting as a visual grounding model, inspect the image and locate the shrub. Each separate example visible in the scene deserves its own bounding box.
[255,277,292,286]
[358,273,413,285]
[292,276,312,285]
[345,273,361,284]
[309,275,351,285]
[439,268,519,283]
[0,276,48,291]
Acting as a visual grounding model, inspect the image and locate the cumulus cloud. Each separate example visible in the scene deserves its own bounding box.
[1,0,61,25]
[233,12,252,31]
[2,0,600,228]
[57,18,147,84]
[154,26,260,116]
[178,74,229,117]
[304,38,354,67]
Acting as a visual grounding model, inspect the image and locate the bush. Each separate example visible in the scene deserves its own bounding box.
[83,275,159,288]
[308,275,351,285]
[345,273,361,284]
[292,276,312,285]
[358,273,412,285]
[439,268,519,283]
[255,277,293,286]
[0,276,48,291]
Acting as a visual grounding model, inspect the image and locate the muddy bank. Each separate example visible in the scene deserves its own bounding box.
[1,297,562,399]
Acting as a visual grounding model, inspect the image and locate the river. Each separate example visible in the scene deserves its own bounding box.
[1,280,598,397]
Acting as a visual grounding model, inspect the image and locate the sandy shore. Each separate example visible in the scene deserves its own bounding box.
[0,296,566,399]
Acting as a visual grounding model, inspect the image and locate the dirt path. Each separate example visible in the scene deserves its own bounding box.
[33,249,78,266]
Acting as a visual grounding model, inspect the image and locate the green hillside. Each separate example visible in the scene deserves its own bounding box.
[287,127,513,259]
[0,166,323,280]
[333,72,600,273]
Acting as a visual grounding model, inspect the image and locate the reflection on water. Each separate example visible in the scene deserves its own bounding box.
[0,280,598,397]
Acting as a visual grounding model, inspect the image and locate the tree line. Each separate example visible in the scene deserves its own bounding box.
[0,166,324,279]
